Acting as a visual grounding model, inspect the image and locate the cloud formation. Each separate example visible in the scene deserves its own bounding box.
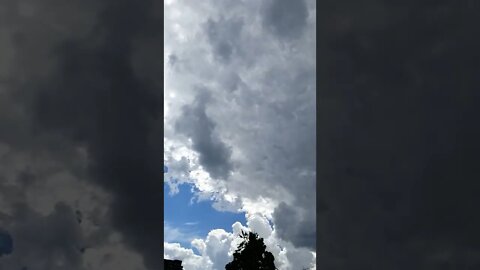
[165,214,316,270]
[0,0,162,269]
[175,89,233,180]
[164,0,316,269]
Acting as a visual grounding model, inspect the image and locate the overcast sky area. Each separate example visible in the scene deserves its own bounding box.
[164,0,316,269]
[0,0,163,269]
[318,1,480,269]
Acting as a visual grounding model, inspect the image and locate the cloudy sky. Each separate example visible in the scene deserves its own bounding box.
[318,1,480,269]
[0,0,163,269]
[163,0,316,269]
[3,0,478,270]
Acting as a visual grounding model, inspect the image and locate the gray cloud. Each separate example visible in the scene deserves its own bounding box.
[318,1,480,269]
[175,89,234,180]
[262,0,309,40]
[0,202,84,270]
[32,8,163,270]
[204,16,244,64]
[273,202,315,249]
[0,0,163,269]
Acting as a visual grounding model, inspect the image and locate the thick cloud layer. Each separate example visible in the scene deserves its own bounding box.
[164,0,316,269]
[0,0,162,269]
[318,1,480,269]
[175,89,233,180]
[1,203,84,269]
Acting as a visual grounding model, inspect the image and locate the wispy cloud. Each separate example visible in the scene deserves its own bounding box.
[184,222,199,226]
[164,222,201,244]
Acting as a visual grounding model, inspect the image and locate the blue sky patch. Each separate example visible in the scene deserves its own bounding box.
[164,182,246,252]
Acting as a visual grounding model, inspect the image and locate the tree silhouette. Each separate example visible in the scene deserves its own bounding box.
[225,231,277,270]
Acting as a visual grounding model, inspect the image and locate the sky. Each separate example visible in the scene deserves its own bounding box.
[2,1,479,270]
[0,0,316,269]
[0,0,163,269]
[317,1,480,269]
[164,182,247,250]
[163,0,316,269]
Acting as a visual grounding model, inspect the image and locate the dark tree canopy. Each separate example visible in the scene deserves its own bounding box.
[225,231,277,270]
[164,259,183,270]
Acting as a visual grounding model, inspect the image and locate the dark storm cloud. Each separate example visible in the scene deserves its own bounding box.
[31,1,163,269]
[273,202,315,250]
[318,1,480,269]
[262,0,308,40]
[175,89,233,180]
[3,0,164,269]
[0,202,84,269]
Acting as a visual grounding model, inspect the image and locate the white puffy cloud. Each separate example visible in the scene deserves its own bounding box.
[164,242,213,270]
[165,214,315,270]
